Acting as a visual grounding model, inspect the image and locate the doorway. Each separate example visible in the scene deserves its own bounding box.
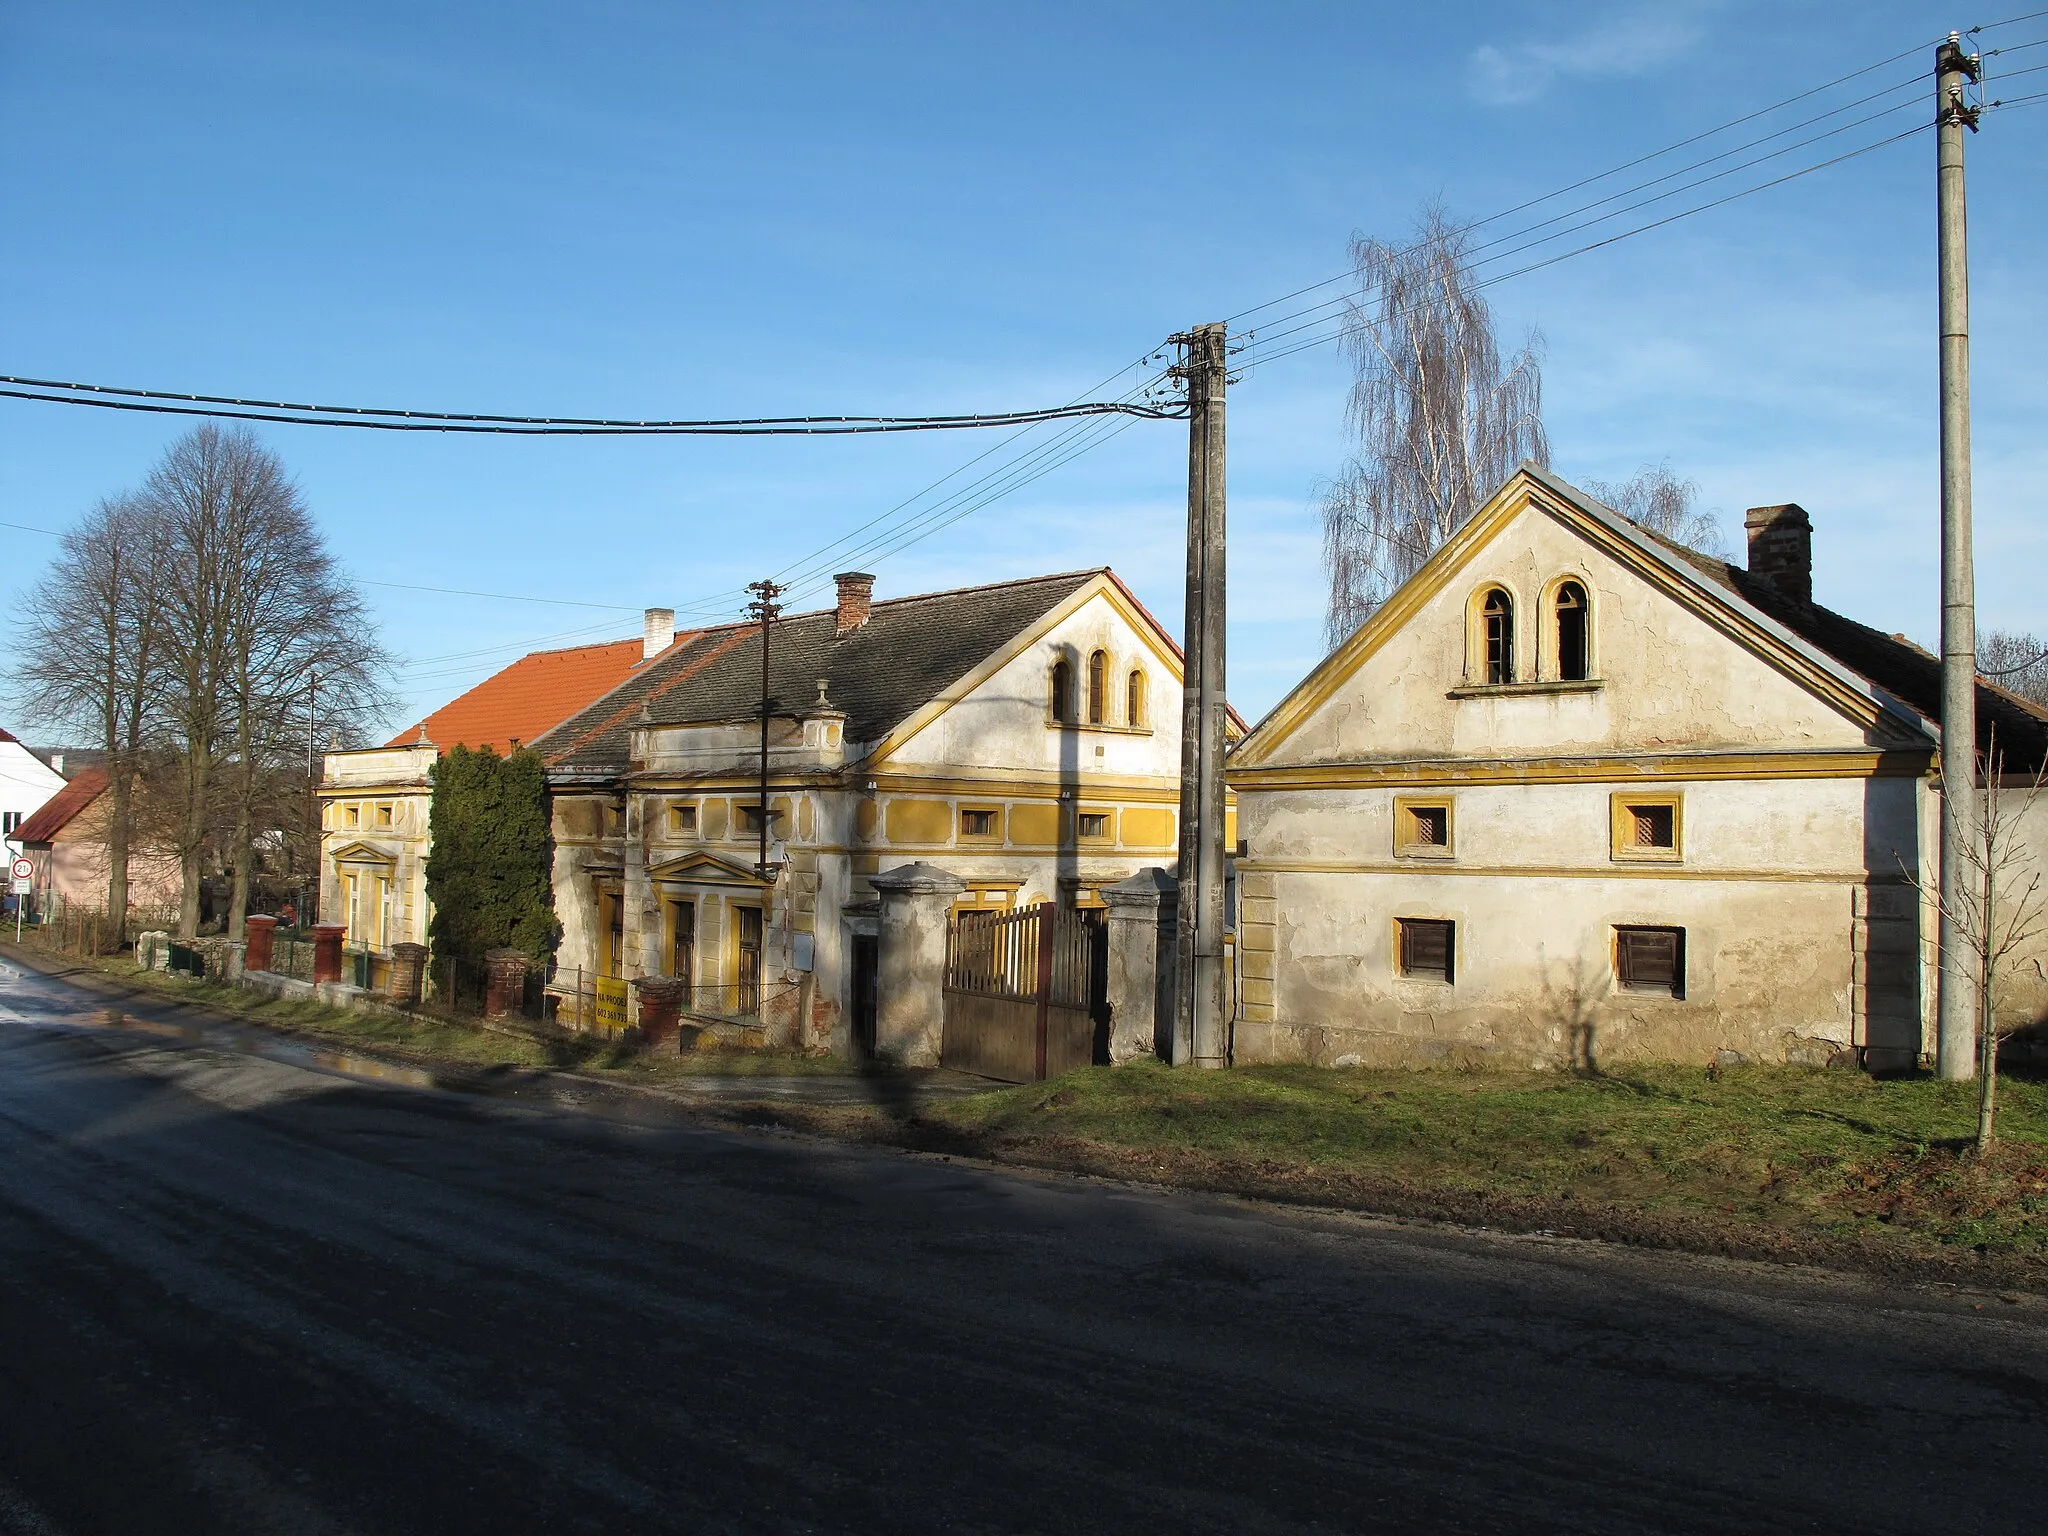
[851,933,878,1058]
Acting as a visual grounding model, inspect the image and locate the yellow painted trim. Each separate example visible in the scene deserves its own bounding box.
[1236,857,1908,884]
[1392,794,1455,859]
[1609,789,1684,863]
[1228,748,1928,790]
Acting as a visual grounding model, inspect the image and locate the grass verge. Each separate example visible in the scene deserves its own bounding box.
[3,941,851,1082]
[735,1060,2048,1286]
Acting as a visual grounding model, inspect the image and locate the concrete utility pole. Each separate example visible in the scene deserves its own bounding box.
[1936,33,1983,1081]
[1172,323,1229,1068]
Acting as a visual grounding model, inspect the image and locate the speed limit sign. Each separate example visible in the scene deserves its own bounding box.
[10,856,31,894]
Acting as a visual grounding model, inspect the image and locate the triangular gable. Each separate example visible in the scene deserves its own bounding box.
[862,570,1195,768]
[328,840,399,866]
[1234,465,1931,770]
[647,850,769,887]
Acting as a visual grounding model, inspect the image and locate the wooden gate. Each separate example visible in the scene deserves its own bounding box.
[943,903,1104,1082]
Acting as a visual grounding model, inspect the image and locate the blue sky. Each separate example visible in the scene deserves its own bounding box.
[4,2,2045,736]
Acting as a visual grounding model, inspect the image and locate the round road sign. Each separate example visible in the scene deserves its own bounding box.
[10,856,32,882]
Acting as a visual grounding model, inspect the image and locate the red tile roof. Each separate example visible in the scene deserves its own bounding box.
[386,637,656,756]
[13,767,108,845]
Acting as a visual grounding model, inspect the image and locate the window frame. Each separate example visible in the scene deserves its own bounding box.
[1552,578,1591,682]
[959,806,1001,840]
[1482,588,1515,684]
[1049,658,1077,724]
[1392,796,1455,859]
[1086,649,1109,725]
[1127,667,1147,728]
[1614,925,1685,998]
[1609,791,1684,863]
[1395,917,1456,984]
[1074,809,1112,842]
[670,802,699,836]
[666,898,696,991]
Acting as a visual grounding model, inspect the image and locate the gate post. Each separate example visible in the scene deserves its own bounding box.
[870,862,964,1068]
[1104,869,1177,1064]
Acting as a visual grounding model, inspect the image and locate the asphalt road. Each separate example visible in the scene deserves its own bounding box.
[2,961,2045,1535]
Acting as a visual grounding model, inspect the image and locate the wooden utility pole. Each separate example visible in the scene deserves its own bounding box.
[746,579,785,879]
[1936,33,1982,1081]
[1173,323,1229,1068]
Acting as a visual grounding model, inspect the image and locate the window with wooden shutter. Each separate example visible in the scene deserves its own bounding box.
[1615,926,1684,998]
[1397,918,1455,983]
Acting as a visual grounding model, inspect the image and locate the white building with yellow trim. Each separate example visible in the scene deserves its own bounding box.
[1229,467,2048,1071]
[531,569,1207,1054]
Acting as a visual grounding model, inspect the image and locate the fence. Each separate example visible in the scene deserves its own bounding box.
[13,902,182,957]
[942,903,1104,1081]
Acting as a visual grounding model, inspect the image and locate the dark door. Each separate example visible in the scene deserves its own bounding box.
[851,934,879,1058]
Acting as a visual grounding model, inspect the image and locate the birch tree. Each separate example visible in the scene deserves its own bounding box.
[1582,463,1724,557]
[1320,203,1549,646]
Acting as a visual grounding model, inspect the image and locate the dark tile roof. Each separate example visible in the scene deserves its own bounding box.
[1642,530,2048,772]
[536,570,1103,771]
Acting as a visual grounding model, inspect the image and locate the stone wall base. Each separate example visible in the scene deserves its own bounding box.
[1233,1013,1858,1071]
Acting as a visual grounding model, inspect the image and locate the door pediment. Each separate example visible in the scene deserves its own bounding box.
[648,850,769,888]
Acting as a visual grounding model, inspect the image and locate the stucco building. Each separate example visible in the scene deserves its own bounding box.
[318,625,658,986]
[1229,467,2048,1071]
[0,728,66,859]
[11,766,183,920]
[530,569,1195,1055]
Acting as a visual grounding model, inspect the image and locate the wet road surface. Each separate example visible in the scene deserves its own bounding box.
[2,959,2045,1534]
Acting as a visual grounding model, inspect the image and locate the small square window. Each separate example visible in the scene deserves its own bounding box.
[375,803,394,827]
[960,808,998,837]
[671,803,698,834]
[1615,926,1684,998]
[1397,918,1455,982]
[740,804,779,834]
[1394,798,1453,857]
[1610,792,1682,862]
[1076,812,1110,839]
[345,805,360,827]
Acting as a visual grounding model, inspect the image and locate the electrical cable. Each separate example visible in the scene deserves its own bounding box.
[1222,34,1944,329]
[1231,121,1934,377]
[0,380,1181,435]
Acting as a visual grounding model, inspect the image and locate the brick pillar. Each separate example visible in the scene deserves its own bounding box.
[243,914,277,974]
[1104,868,1177,1064]
[387,941,429,1007]
[310,924,346,984]
[483,948,530,1019]
[633,975,690,1049]
[870,862,964,1067]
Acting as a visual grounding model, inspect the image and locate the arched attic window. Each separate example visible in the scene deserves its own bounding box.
[1050,658,1076,723]
[1555,580,1589,682]
[1087,650,1108,724]
[1127,668,1147,728]
[1482,588,1515,684]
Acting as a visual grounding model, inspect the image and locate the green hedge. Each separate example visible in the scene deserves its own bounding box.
[426,744,560,971]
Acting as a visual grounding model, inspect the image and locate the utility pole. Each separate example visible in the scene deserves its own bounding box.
[305,669,319,927]
[1936,32,1982,1081]
[1172,323,1229,1068]
[746,580,785,880]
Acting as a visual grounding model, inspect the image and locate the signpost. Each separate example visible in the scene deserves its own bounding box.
[11,856,32,942]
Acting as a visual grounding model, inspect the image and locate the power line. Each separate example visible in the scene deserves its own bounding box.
[362,578,642,612]
[2,519,62,536]
[1231,121,1935,377]
[0,375,1182,435]
[1222,35,1943,330]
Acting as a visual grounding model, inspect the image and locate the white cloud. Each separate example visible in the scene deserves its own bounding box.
[1468,4,1715,106]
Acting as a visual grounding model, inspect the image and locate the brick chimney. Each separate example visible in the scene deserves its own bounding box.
[642,606,675,660]
[1743,504,1812,605]
[834,572,875,635]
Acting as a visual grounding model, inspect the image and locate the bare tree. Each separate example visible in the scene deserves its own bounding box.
[1319,202,1548,646]
[141,426,389,938]
[1903,731,2048,1150]
[1978,630,2048,709]
[1582,462,1725,558]
[10,495,166,944]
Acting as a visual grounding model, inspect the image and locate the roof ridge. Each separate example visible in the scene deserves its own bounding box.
[761,567,1106,626]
